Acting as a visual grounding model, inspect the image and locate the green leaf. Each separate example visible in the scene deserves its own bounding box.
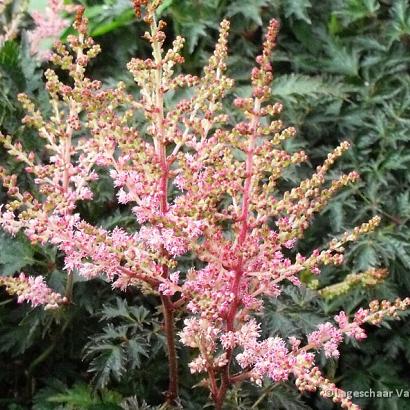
[350,241,379,270]
[0,41,25,89]
[334,0,380,26]
[120,396,157,410]
[157,0,174,16]
[179,22,208,53]
[389,238,410,269]
[323,42,360,76]
[271,74,349,101]
[101,299,149,325]
[82,1,136,38]
[0,233,35,276]
[86,341,127,389]
[267,384,311,409]
[0,41,19,69]
[227,0,269,26]
[389,0,410,41]
[282,0,312,24]
[90,10,135,37]
[46,383,123,409]
[127,339,148,369]
[0,312,42,355]
[84,323,149,389]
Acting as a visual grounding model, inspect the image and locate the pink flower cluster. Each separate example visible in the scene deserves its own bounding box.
[308,322,343,358]
[0,273,66,309]
[28,0,71,60]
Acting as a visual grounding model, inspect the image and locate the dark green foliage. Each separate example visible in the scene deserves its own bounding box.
[83,299,162,390]
[1,0,410,409]
[33,381,124,410]
[262,287,325,337]
[0,233,34,275]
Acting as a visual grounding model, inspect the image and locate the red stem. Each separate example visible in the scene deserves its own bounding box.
[213,99,261,407]
[160,294,178,403]
[151,17,178,403]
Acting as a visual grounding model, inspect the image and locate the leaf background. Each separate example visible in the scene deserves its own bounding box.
[1,0,410,408]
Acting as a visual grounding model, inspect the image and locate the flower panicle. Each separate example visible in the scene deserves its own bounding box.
[251,19,280,99]
[132,0,162,23]
[0,273,67,309]
[0,8,408,410]
[319,268,389,300]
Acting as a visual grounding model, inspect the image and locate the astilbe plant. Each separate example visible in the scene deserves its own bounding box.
[0,1,409,409]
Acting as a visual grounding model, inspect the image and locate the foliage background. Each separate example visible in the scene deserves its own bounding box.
[0,0,409,409]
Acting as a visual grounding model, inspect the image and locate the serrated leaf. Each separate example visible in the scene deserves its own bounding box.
[182,22,209,53]
[389,239,410,269]
[101,298,150,325]
[0,313,41,355]
[271,74,349,102]
[389,0,410,41]
[335,0,380,26]
[282,0,312,24]
[351,241,379,270]
[227,0,269,26]
[323,42,360,76]
[46,383,123,409]
[127,339,149,368]
[267,384,311,409]
[87,342,127,388]
[84,317,150,389]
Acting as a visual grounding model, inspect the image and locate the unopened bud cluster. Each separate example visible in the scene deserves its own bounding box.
[319,268,389,300]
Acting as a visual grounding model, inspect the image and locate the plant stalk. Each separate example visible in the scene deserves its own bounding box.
[161,295,179,403]
[213,98,261,408]
[151,15,179,403]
